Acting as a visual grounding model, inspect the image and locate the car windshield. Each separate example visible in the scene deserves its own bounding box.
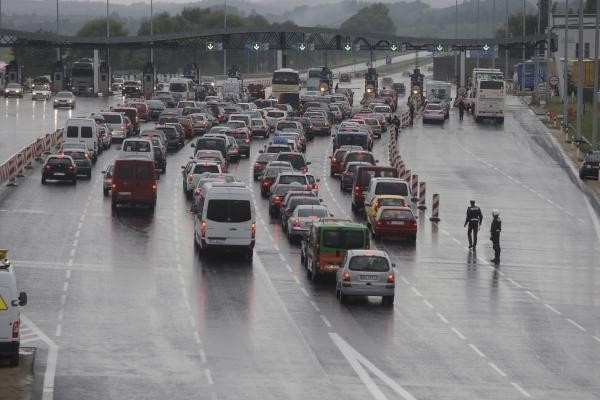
[322,230,365,249]
[348,256,389,272]
[585,153,600,162]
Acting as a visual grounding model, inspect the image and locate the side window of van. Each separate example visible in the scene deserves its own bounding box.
[66,126,79,138]
[136,165,152,180]
[81,126,93,138]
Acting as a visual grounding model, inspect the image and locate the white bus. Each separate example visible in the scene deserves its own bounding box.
[168,77,195,102]
[470,68,505,124]
[271,68,300,97]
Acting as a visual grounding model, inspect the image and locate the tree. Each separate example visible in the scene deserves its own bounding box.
[340,3,396,34]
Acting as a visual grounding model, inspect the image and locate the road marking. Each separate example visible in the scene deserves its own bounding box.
[411,287,422,297]
[22,315,57,400]
[65,270,71,279]
[452,238,461,245]
[507,278,522,288]
[566,318,586,332]
[544,303,562,315]
[451,327,466,340]
[584,197,600,242]
[55,324,62,337]
[593,335,600,343]
[300,287,310,298]
[204,368,214,385]
[199,348,207,363]
[511,382,532,398]
[75,230,80,238]
[488,361,507,377]
[310,301,321,312]
[194,331,202,345]
[400,275,410,285]
[468,343,486,358]
[278,253,285,261]
[330,332,417,400]
[57,309,64,322]
[423,299,434,309]
[436,312,449,324]
[292,275,301,285]
[77,222,83,230]
[525,290,539,301]
[60,294,66,305]
[285,264,292,273]
[62,282,69,292]
[69,248,76,257]
[320,315,332,328]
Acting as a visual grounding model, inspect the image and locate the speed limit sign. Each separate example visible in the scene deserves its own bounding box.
[549,75,559,86]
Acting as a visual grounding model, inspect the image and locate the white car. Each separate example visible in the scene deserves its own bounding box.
[53,91,76,108]
[335,249,395,306]
[181,160,223,196]
[422,103,446,123]
[286,205,330,242]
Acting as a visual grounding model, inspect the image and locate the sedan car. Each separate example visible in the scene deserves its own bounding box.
[41,155,77,184]
[53,91,76,108]
[369,206,417,242]
[4,83,23,98]
[579,151,600,179]
[340,161,372,192]
[286,205,331,242]
[422,103,446,123]
[336,249,395,306]
[102,163,113,195]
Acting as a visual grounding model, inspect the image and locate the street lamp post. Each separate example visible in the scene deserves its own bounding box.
[476,0,480,68]
[106,0,110,67]
[492,0,496,68]
[522,0,527,62]
[150,0,154,63]
[592,0,599,149]
[455,0,458,86]
[564,0,569,131]
[505,0,509,80]
[576,0,584,142]
[223,0,227,77]
[56,0,61,61]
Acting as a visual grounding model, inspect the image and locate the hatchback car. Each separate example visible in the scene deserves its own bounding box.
[369,206,417,242]
[286,205,331,242]
[579,151,600,179]
[422,103,446,123]
[276,152,311,173]
[41,155,77,184]
[336,249,395,306]
[253,153,277,180]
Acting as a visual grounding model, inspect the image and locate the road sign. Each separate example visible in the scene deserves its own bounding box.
[386,55,392,65]
[467,49,496,58]
[435,44,445,52]
[390,43,399,52]
[206,42,215,51]
[482,43,491,51]
[252,42,261,51]
[298,43,306,51]
[549,75,559,86]
[344,43,352,52]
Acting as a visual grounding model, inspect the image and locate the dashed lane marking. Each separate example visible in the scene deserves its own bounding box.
[544,303,562,315]
[320,315,333,328]
[436,312,449,324]
[488,361,507,377]
[567,318,586,332]
[468,343,486,358]
[511,382,532,398]
[451,327,466,341]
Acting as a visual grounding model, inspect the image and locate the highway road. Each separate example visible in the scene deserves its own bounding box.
[0,69,599,400]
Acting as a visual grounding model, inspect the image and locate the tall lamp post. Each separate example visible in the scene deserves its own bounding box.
[455,0,459,86]
[576,0,584,143]
[223,0,227,77]
[593,0,599,149]
[522,0,527,62]
[476,0,480,68]
[150,0,154,63]
[563,0,569,131]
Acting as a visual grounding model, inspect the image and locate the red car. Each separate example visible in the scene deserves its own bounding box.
[370,206,417,242]
[329,146,363,177]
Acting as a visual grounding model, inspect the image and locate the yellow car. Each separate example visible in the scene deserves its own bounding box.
[364,195,408,225]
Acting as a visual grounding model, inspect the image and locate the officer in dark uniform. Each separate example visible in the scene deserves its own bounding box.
[464,200,483,249]
[490,209,502,264]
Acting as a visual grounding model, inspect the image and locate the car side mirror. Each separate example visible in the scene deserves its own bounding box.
[181,165,186,169]
[18,292,27,306]
[191,143,195,148]
[306,161,312,165]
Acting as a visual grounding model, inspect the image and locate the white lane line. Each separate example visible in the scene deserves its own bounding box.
[77,222,83,230]
[199,348,207,363]
[451,327,466,341]
[468,343,486,358]
[20,337,41,344]
[57,309,64,322]
[62,282,69,292]
[189,316,196,328]
[20,332,37,339]
[310,301,321,312]
[436,312,449,324]
[411,287,422,297]
[67,259,73,267]
[566,318,586,332]
[55,324,62,337]
[75,230,80,238]
[423,299,434,309]
[69,248,76,257]
[22,315,58,400]
[400,275,410,285]
[292,275,301,285]
[320,315,333,328]
[204,368,214,385]
[452,238,461,245]
[273,244,280,251]
[544,303,562,315]
[511,382,532,398]
[178,275,185,286]
[65,270,71,280]
[593,335,600,343]
[181,287,188,299]
[278,253,285,261]
[488,361,507,377]
[507,278,522,288]
[525,290,539,301]
[60,294,66,305]
[285,264,292,273]
[300,287,310,298]
[193,331,202,345]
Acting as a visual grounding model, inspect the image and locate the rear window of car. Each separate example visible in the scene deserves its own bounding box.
[277,154,305,169]
[48,158,72,166]
[64,151,85,160]
[375,182,408,196]
[349,256,389,272]
[197,139,224,150]
[267,111,285,118]
[277,122,298,130]
[584,153,600,162]
[278,175,307,185]
[380,198,405,207]
[289,197,320,211]
[66,126,78,138]
[381,209,413,220]
[322,230,365,249]
[346,153,375,164]
[193,164,219,174]
[206,199,251,223]
[338,134,366,147]
[298,208,328,218]
[102,114,122,124]
[123,141,151,152]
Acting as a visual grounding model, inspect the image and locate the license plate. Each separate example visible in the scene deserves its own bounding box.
[209,238,225,243]
[360,275,378,281]
[54,172,65,176]
[391,221,405,225]
[118,191,132,196]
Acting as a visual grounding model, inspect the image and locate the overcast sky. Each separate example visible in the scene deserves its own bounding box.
[68,0,457,8]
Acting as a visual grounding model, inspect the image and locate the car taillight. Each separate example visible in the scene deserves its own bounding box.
[152,184,157,192]
[274,196,281,204]
[68,165,75,171]
[245,139,250,144]
[45,165,51,170]
[251,221,256,237]
[12,319,20,339]
[410,220,417,228]
[387,274,395,283]
[342,272,351,282]
[201,220,207,236]
[112,183,117,190]
[254,163,261,168]
[313,183,319,189]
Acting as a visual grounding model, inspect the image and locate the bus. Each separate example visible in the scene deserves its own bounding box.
[306,67,333,93]
[470,68,505,124]
[271,68,300,97]
[71,59,95,96]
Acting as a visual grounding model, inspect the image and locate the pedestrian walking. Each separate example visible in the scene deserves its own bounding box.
[335,83,339,91]
[490,209,502,264]
[457,98,465,121]
[464,200,483,249]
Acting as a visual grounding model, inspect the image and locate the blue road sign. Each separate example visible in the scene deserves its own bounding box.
[386,55,392,65]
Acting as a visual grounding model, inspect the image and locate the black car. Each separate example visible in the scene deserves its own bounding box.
[153,146,167,173]
[122,81,142,97]
[579,151,600,179]
[41,155,77,184]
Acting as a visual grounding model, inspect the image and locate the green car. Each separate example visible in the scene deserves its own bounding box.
[61,149,92,179]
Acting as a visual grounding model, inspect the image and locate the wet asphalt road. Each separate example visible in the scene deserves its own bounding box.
[0,73,600,400]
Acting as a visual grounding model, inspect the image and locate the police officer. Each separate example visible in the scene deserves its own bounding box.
[464,200,483,249]
[457,98,466,121]
[490,209,502,264]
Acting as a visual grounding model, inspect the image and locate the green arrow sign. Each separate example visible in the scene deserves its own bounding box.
[390,43,398,51]
[298,43,306,51]
[436,44,444,52]
[344,43,352,52]
[206,42,214,51]
[482,44,490,51]
[253,42,261,51]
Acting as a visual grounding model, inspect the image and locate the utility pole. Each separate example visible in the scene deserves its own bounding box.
[455,0,458,86]
[477,0,480,68]
[522,0,527,62]
[505,0,509,80]
[150,0,153,63]
[56,0,61,61]
[492,0,496,68]
[563,0,569,130]
[223,0,227,78]
[576,0,583,142]
[106,0,110,67]
[593,0,599,149]
[534,0,541,94]
[546,0,552,105]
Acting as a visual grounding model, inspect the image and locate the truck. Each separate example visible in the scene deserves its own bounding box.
[222,78,243,101]
[306,67,333,92]
[425,80,452,103]
[70,58,95,96]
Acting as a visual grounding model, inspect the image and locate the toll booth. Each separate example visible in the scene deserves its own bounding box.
[364,67,378,94]
[6,60,22,84]
[53,61,65,92]
[98,62,110,94]
[142,62,155,99]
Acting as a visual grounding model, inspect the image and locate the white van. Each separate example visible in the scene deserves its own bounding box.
[168,78,195,102]
[64,118,100,162]
[0,250,28,366]
[120,138,155,162]
[193,182,255,262]
[364,178,411,207]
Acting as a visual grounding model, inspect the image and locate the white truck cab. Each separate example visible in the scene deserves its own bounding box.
[0,250,28,366]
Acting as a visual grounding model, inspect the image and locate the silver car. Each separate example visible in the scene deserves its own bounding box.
[335,249,395,306]
[422,103,446,123]
[286,205,330,242]
[53,91,76,108]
